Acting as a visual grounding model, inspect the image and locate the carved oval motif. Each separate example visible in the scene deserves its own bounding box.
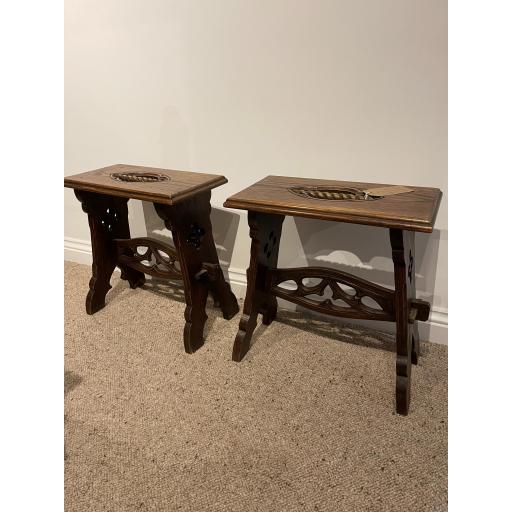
[110,172,169,183]
[288,186,376,201]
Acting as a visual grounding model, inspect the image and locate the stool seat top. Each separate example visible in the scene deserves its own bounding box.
[224,175,442,233]
[64,164,227,205]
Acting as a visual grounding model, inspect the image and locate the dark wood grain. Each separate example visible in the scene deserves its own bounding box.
[69,167,237,354]
[224,175,442,233]
[115,237,182,281]
[269,266,395,321]
[65,164,227,205]
[390,228,420,415]
[74,191,145,314]
[155,191,239,353]
[232,212,284,361]
[226,175,441,415]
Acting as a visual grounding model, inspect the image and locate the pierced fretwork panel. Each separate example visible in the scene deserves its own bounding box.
[269,266,395,321]
[115,237,182,281]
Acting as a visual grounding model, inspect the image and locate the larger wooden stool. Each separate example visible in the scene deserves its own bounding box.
[224,175,442,415]
[65,164,239,353]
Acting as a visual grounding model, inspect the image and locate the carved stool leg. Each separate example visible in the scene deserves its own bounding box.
[154,192,238,353]
[390,228,416,415]
[408,231,420,365]
[196,197,240,321]
[75,191,145,315]
[232,211,285,361]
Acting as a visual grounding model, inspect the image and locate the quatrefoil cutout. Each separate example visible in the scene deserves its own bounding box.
[186,223,205,250]
[100,207,119,233]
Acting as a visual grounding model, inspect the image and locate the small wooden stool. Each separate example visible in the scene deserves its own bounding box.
[65,164,239,353]
[224,176,442,415]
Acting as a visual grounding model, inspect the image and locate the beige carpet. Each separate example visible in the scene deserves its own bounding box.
[65,261,447,512]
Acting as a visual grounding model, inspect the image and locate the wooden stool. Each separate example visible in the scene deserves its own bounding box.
[224,176,442,415]
[65,164,239,353]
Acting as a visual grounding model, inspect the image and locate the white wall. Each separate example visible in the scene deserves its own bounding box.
[65,0,447,343]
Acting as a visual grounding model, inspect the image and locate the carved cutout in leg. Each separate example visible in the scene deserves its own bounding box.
[232,212,284,361]
[154,192,235,353]
[390,228,415,415]
[75,191,144,314]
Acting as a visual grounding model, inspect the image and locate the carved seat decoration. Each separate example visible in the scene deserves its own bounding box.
[288,186,377,201]
[110,172,169,183]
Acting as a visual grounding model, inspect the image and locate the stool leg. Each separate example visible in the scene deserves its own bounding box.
[154,192,238,353]
[407,233,421,366]
[74,191,145,315]
[198,202,240,321]
[390,228,416,415]
[232,212,284,361]
[260,217,283,326]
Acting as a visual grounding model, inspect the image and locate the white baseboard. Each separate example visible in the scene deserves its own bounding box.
[65,238,448,345]
[64,237,94,265]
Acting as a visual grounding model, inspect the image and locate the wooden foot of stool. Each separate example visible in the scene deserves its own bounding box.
[390,228,430,415]
[74,190,145,314]
[155,191,239,353]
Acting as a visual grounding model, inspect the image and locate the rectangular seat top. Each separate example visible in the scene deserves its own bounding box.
[64,164,227,205]
[224,175,442,233]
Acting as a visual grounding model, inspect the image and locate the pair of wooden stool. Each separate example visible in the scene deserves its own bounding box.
[65,164,442,415]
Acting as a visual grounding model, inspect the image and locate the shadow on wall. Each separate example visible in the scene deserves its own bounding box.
[293,217,441,298]
[277,216,442,339]
[138,201,441,341]
[140,201,240,277]
[134,99,443,342]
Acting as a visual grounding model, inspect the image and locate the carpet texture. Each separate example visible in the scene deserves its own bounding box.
[64,261,447,512]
